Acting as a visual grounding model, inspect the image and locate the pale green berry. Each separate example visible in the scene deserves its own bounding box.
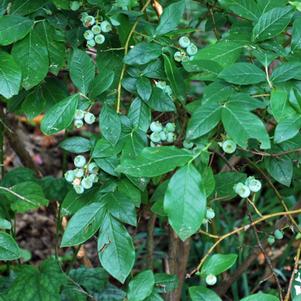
[206,208,215,220]
[74,155,86,168]
[94,34,105,45]
[88,162,99,174]
[181,54,189,62]
[150,141,156,147]
[159,131,167,141]
[74,168,84,178]
[84,112,96,124]
[87,39,96,48]
[206,274,217,286]
[268,235,275,245]
[70,1,80,11]
[246,177,262,192]
[186,43,198,56]
[274,229,284,240]
[92,25,101,35]
[165,122,176,132]
[64,170,75,183]
[222,140,236,154]
[183,140,194,149]
[150,121,163,133]
[89,173,98,183]
[150,132,161,143]
[80,12,89,22]
[174,51,182,62]
[81,177,93,189]
[233,182,250,198]
[189,55,195,61]
[202,218,208,225]
[74,119,84,128]
[167,132,175,143]
[179,36,191,48]
[100,20,112,32]
[74,184,84,194]
[84,30,94,40]
[74,109,85,120]
[84,15,95,27]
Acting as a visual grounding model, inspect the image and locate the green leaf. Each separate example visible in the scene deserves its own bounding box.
[271,62,301,83]
[218,63,266,85]
[41,94,79,135]
[183,59,223,79]
[148,87,176,112]
[222,104,270,149]
[0,218,11,230]
[270,89,295,122]
[99,104,121,145]
[61,202,106,247]
[186,101,221,140]
[163,54,185,102]
[0,15,33,46]
[11,0,46,15]
[128,98,151,132]
[59,137,91,154]
[154,273,178,293]
[124,42,162,65]
[155,0,185,35]
[292,17,301,52]
[274,117,301,143]
[201,253,238,276]
[116,146,193,177]
[98,214,135,283]
[164,164,207,241]
[252,7,293,42]
[127,270,155,301]
[240,293,279,301]
[12,23,49,90]
[0,51,22,99]
[92,138,124,159]
[189,286,222,301]
[70,49,95,95]
[89,71,115,99]
[194,41,245,67]
[0,232,20,261]
[136,77,152,102]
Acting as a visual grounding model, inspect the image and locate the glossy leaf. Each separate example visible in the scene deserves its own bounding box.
[59,137,91,154]
[189,286,222,301]
[241,293,279,301]
[0,232,21,261]
[89,71,115,99]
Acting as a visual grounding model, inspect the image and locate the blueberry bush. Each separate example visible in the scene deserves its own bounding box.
[1,0,301,300]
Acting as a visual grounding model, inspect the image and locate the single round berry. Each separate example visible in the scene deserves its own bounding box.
[70,1,80,11]
[178,36,191,48]
[89,173,98,183]
[202,218,208,225]
[150,121,163,133]
[274,229,284,240]
[81,176,93,189]
[64,170,75,183]
[189,55,195,61]
[174,51,182,62]
[183,140,194,149]
[84,112,96,124]
[74,109,85,120]
[84,30,94,40]
[94,34,105,45]
[150,141,156,147]
[222,140,236,154]
[88,162,99,174]
[74,168,84,178]
[186,43,198,56]
[74,155,86,168]
[206,208,215,220]
[87,39,96,48]
[73,184,84,194]
[74,119,84,128]
[84,15,95,27]
[167,132,175,143]
[80,12,89,22]
[150,132,161,143]
[159,131,167,141]
[165,122,176,132]
[233,182,251,198]
[91,25,101,35]
[181,53,189,62]
[246,177,262,192]
[100,20,112,32]
[268,235,275,245]
[206,274,217,286]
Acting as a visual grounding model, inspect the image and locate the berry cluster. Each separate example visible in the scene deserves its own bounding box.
[218,139,237,154]
[174,36,198,62]
[268,229,284,245]
[233,176,262,198]
[81,13,113,48]
[74,109,96,128]
[64,155,99,194]
[155,81,172,97]
[149,121,176,146]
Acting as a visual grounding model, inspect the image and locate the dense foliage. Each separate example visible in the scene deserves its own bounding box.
[1,0,301,300]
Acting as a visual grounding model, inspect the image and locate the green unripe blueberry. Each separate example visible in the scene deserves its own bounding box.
[88,162,99,174]
[74,168,84,178]
[87,39,96,48]
[73,184,84,194]
[166,132,175,143]
[64,170,75,183]
[84,30,94,40]
[150,141,156,147]
[100,20,112,32]
[81,176,93,189]
[181,53,189,62]
[150,121,163,133]
[74,155,86,168]
[150,132,161,143]
[202,218,208,225]
[91,25,101,35]
[84,112,96,124]
[206,208,215,220]
[70,1,80,11]
[268,235,275,245]
[189,55,195,61]
[84,15,95,27]
[80,12,89,22]
[165,122,176,132]
[94,34,105,45]
[159,131,167,141]
[74,119,84,128]
[174,51,182,62]
[186,43,198,56]
[183,140,194,149]
[74,109,85,120]
[178,36,191,48]
[89,173,98,183]
[222,140,236,154]
[205,274,217,286]
[274,229,284,240]
[245,176,262,192]
[233,182,250,198]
